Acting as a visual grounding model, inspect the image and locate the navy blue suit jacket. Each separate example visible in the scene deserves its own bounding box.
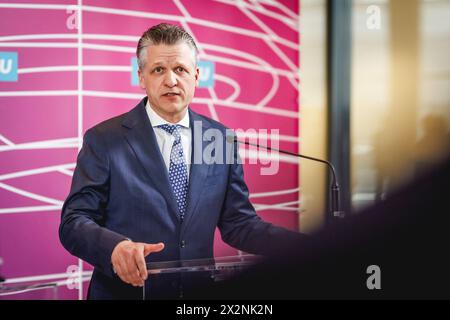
[59,97,302,299]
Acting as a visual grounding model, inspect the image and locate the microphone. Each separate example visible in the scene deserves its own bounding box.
[227,135,346,219]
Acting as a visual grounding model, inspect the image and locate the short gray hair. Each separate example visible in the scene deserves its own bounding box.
[136,23,198,70]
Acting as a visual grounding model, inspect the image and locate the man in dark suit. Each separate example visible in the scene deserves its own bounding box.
[59,23,304,299]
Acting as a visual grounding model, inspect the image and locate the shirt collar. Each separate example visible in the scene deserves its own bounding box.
[146,99,190,129]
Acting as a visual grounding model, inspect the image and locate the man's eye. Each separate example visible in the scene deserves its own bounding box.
[176,67,185,73]
[153,67,163,73]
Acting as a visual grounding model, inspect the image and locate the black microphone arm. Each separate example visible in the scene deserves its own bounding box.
[230,136,346,219]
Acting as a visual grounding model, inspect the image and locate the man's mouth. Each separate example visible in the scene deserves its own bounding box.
[162,92,180,97]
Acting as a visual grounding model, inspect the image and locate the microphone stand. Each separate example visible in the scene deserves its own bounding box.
[233,138,346,219]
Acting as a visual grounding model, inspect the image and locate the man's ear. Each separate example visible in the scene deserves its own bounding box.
[195,67,200,86]
[138,69,146,90]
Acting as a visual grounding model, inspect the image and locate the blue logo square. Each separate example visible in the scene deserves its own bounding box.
[0,52,18,82]
[198,61,215,88]
[131,57,139,86]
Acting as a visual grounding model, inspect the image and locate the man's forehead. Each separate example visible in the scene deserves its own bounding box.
[147,43,196,65]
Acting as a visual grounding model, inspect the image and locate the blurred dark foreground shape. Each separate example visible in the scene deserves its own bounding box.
[190,156,450,299]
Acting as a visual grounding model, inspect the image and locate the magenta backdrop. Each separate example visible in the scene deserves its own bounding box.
[0,0,300,299]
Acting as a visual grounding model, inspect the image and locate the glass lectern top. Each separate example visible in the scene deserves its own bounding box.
[146,254,263,275]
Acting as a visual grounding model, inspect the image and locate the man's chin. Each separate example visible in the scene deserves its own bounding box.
[158,104,188,116]
[166,104,187,112]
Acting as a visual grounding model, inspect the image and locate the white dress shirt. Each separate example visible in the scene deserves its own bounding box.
[145,100,192,178]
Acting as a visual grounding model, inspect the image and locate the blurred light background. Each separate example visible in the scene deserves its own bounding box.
[300,0,450,232]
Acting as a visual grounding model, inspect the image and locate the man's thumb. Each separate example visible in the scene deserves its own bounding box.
[143,242,165,256]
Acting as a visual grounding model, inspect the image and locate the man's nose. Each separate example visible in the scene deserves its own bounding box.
[163,70,177,87]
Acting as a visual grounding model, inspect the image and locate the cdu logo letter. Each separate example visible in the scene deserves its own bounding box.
[198,61,215,88]
[0,52,18,82]
[131,57,139,86]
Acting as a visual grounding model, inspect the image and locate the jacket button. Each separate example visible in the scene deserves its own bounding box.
[180,240,186,248]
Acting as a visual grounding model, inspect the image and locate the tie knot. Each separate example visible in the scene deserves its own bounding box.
[157,124,181,137]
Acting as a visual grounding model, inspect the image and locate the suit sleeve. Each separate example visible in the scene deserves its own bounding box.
[59,128,128,278]
[218,138,308,256]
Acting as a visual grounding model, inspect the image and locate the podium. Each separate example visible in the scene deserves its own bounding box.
[143,254,263,299]
[147,254,262,275]
[0,281,60,299]
[0,255,263,300]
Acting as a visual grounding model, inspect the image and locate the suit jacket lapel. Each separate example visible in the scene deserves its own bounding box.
[181,110,212,237]
[122,98,180,223]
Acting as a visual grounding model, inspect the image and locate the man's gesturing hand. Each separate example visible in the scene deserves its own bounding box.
[111,240,165,287]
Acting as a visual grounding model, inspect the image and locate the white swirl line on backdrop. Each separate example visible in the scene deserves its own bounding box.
[213,0,298,29]
[0,41,297,79]
[0,3,298,50]
[0,90,299,118]
[0,182,63,205]
[0,164,76,181]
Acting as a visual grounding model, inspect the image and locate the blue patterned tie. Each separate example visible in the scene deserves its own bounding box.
[157,124,188,221]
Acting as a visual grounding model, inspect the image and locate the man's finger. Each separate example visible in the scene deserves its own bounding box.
[124,253,143,286]
[135,246,148,281]
[143,242,165,257]
[116,264,132,285]
[119,257,134,285]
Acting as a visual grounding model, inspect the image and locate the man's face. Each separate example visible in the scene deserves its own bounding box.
[138,42,199,123]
